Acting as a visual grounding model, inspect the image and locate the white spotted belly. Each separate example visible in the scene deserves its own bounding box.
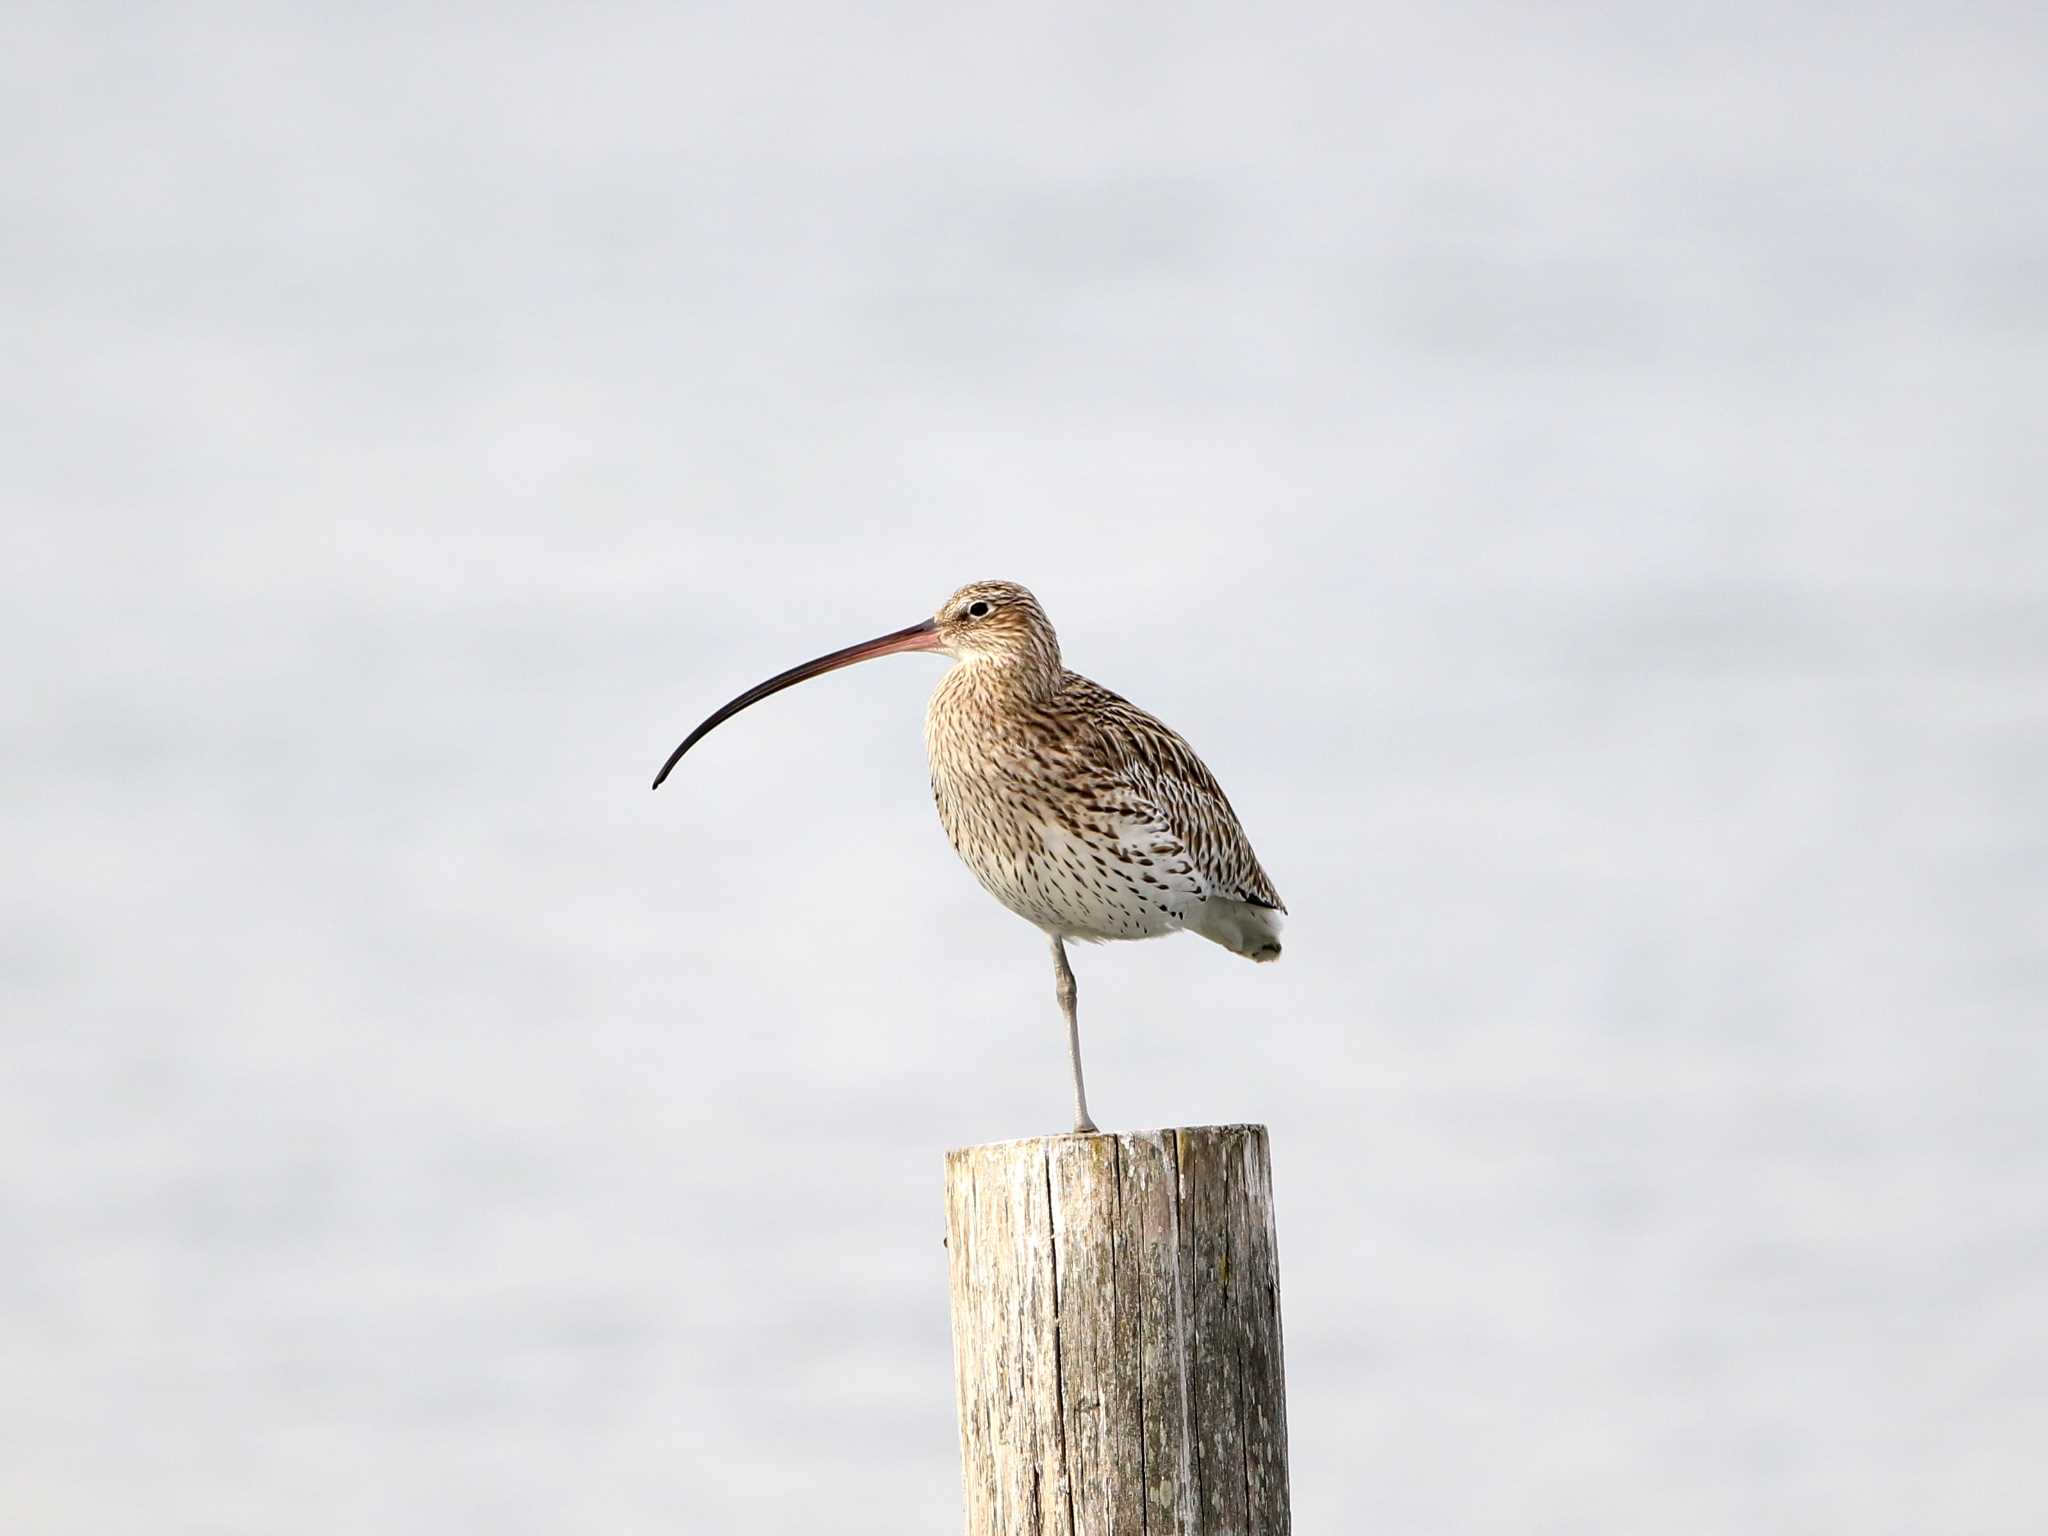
[951,814,1187,941]
[927,770,1191,942]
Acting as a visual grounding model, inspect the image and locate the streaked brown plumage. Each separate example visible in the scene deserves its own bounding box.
[653,579,1285,1133]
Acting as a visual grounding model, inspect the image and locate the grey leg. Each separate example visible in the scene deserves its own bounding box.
[1051,936,1098,1134]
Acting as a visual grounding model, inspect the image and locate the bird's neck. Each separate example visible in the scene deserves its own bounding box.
[942,653,1063,708]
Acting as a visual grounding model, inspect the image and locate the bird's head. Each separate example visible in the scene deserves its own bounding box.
[932,580,1060,675]
[650,578,1061,789]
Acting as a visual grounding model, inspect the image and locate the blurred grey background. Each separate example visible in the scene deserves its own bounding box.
[6,1,2045,1531]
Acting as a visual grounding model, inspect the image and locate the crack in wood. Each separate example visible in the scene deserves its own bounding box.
[1044,1148,1075,1536]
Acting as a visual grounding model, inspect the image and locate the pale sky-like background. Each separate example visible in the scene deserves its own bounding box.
[7,2,2046,1532]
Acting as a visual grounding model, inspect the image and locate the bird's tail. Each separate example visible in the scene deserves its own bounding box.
[1186,897,1284,962]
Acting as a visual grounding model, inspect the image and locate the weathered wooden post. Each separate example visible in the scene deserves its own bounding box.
[944,1124,1291,1535]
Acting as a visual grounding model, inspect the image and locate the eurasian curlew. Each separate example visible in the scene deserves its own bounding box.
[652,580,1284,1133]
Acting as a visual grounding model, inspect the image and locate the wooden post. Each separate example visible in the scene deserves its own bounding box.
[944,1124,1291,1536]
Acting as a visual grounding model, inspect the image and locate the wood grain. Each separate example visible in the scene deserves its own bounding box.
[945,1125,1290,1535]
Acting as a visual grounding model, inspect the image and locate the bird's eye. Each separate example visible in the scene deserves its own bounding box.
[967,600,993,618]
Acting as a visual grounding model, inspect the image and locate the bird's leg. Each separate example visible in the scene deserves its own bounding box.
[1051,936,1098,1134]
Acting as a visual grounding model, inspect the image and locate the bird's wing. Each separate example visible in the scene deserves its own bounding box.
[1059,674,1286,912]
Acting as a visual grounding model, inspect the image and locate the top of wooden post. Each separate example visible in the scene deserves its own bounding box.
[946,1121,1271,1158]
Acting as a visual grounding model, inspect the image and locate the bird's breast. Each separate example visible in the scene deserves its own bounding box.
[922,684,1185,942]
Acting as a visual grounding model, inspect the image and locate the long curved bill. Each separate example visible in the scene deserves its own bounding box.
[651,618,943,789]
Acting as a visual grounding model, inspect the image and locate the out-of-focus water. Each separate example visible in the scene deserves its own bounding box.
[5,3,2044,1531]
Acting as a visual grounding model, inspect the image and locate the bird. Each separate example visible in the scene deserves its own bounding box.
[651,580,1284,1134]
